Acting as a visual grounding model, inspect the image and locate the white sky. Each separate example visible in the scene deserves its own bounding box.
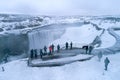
[0,0,120,15]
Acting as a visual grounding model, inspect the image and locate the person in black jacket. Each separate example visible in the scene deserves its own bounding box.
[65,42,69,50]
[34,49,37,58]
[82,46,88,54]
[40,49,43,59]
[30,49,34,59]
[51,44,55,52]
[70,42,73,49]
[1,67,5,72]
[44,46,47,55]
[104,57,110,71]
[57,44,60,53]
[88,45,94,55]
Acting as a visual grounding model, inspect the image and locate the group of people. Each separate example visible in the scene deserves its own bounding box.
[65,42,73,50]
[29,42,95,59]
[30,44,56,59]
[82,44,94,54]
[29,42,73,59]
[29,42,95,60]
[29,42,111,71]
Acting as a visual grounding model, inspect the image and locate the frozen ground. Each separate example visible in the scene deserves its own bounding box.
[0,53,120,80]
[115,31,120,36]
[52,24,102,47]
[51,24,116,49]
[0,25,120,80]
[1,15,120,80]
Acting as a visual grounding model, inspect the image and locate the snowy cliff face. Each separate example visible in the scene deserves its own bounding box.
[28,23,83,50]
[28,28,65,50]
[0,14,44,62]
[0,14,120,63]
[0,14,43,32]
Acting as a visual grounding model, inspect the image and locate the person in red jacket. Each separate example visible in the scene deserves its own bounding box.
[49,45,52,55]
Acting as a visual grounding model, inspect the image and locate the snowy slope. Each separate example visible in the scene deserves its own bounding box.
[1,15,120,80]
[51,24,116,49]
[98,30,116,48]
[0,53,120,80]
[51,24,101,47]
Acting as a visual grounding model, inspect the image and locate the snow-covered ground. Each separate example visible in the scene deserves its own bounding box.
[31,54,92,65]
[51,24,116,49]
[0,53,120,80]
[1,15,120,80]
[98,30,116,48]
[52,24,102,47]
[115,31,120,36]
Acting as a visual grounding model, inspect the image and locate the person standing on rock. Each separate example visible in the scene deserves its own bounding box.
[34,49,38,58]
[40,49,43,59]
[49,45,52,55]
[51,44,55,53]
[30,49,34,59]
[65,42,69,50]
[104,57,110,71]
[70,42,73,49]
[82,46,88,54]
[57,44,60,53]
[88,45,94,54]
[44,46,47,55]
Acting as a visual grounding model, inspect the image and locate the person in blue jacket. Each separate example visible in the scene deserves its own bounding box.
[104,57,110,71]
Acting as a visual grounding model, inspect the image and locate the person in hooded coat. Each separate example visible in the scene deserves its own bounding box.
[104,57,110,71]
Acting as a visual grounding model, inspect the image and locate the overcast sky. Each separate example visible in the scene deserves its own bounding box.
[0,0,120,15]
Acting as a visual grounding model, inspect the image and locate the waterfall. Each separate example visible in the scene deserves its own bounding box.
[28,23,83,50]
[28,29,65,50]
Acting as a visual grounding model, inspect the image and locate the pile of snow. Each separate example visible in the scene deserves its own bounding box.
[97,30,116,49]
[51,24,102,48]
[32,54,92,64]
[1,15,120,80]
[0,53,120,80]
[51,24,116,49]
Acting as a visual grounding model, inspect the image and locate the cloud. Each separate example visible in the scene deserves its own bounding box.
[0,0,120,15]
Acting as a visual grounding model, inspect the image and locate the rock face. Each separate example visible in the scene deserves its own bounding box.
[0,34,29,62]
[0,28,3,32]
